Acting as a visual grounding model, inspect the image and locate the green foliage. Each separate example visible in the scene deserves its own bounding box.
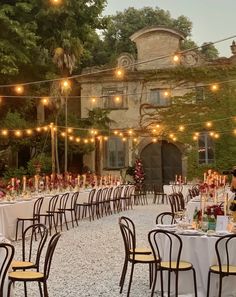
[100,7,192,64]
[3,166,27,180]
[152,66,236,179]
[27,153,52,176]
[200,42,219,60]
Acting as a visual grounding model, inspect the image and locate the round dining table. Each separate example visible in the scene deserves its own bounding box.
[154,230,236,297]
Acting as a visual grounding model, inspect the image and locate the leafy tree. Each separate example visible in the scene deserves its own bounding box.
[100,7,192,64]
[200,42,219,60]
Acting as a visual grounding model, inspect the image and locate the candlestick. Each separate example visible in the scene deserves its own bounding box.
[34,175,39,192]
[77,175,80,186]
[204,172,206,183]
[11,178,15,187]
[224,195,227,215]
[23,176,26,192]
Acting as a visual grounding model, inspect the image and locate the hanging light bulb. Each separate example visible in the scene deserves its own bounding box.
[173,54,179,62]
[152,138,157,143]
[115,68,124,78]
[15,85,24,94]
[15,130,22,137]
[206,121,212,128]
[41,97,49,106]
[26,129,32,135]
[211,84,219,92]
[179,125,185,132]
[2,130,8,136]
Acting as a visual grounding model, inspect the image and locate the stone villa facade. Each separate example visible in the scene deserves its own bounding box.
[79,26,235,184]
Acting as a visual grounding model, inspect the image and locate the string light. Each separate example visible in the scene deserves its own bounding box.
[91,97,96,103]
[164,91,170,97]
[115,96,121,102]
[26,129,32,135]
[193,135,198,141]
[114,130,118,135]
[41,97,49,105]
[61,132,66,137]
[2,130,8,136]
[179,125,185,132]
[84,139,88,144]
[133,138,137,142]
[36,127,41,132]
[152,138,157,143]
[115,68,124,78]
[206,122,212,128]
[69,136,74,141]
[76,137,80,143]
[61,79,71,91]
[214,133,220,139]
[15,85,24,94]
[173,55,179,62]
[67,128,73,133]
[122,137,126,142]
[15,130,21,137]
[211,84,219,91]
[104,136,108,141]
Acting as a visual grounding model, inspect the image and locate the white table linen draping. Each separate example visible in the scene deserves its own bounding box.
[155,233,236,297]
[0,190,90,241]
[163,185,192,199]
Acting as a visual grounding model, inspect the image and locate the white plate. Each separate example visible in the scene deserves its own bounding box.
[178,229,204,236]
[156,224,177,229]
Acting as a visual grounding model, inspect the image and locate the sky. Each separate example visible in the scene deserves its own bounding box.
[103,0,236,57]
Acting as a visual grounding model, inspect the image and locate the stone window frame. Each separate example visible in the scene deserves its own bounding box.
[103,136,126,169]
[148,88,171,106]
[101,87,128,110]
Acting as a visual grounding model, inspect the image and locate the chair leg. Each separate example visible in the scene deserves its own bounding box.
[218,275,223,297]
[24,281,28,297]
[127,263,135,297]
[38,281,43,297]
[7,280,13,297]
[15,219,19,241]
[192,268,198,297]
[74,210,79,226]
[21,220,25,241]
[43,281,49,297]
[151,263,158,297]
[64,212,69,230]
[119,260,128,293]
[175,271,179,297]
[206,271,211,297]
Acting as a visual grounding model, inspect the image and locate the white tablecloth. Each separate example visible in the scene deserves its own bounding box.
[164,185,192,199]
[156,233,236,297]
[0,190,90,240]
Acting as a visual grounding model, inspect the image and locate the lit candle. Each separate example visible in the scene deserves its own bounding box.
[94,175,97,187]
[224,195,227,215]
[11,178,15,187]
[214,191,217,204]
[77,175,80,186]
[204,172,206,183]
[22,176,26,192]
[34,175,38,192]
[184,176,187,184]
[175,175,178,182]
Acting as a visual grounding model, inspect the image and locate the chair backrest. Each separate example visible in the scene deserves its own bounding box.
[22,224,48,269]
[44,233,61,280]
[33,197,44,217]
[48,194,59,212]
[95,188,102,203]
[153,184,164,193]
[156,212,176,224]
[70,191,79,209]
[101,188,108,202]
[215,234,236,274]
[113,186,121,199]
[0,243,14,296]
[119,217,136,257]
[177,192,185,210]
[168,194,178,214]
[148,229,182,270]
[59,192,70,210]
[106,187,113,200]
[88,189,96,204]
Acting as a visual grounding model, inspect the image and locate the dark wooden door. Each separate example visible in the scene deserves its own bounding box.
[161,141,182,184]
[140,142,162,185]
[140,141,182,185]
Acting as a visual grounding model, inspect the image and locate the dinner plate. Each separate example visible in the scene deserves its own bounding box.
[177,229,204,236]
[156,224,177,229]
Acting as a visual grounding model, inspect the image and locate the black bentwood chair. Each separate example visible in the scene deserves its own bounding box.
[119,217,155,297]
[15,196,44,241]
[8,233,61,297]
[148,229,198,297]
[0,243,14,297]
[12,224,48,271]
[156,212,176,225]
[207,234,236,297]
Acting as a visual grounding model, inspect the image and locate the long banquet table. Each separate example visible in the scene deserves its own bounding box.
[0,190,91,240]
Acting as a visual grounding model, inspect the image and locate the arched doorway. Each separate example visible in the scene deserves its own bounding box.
[140,140,182,185]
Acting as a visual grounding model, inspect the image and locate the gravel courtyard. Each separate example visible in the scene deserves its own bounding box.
[13,197,168,297]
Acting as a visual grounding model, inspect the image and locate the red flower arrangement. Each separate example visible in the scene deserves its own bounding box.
[206,204,224,218]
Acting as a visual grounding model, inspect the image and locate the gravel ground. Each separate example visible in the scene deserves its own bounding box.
[12,196,169,297]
